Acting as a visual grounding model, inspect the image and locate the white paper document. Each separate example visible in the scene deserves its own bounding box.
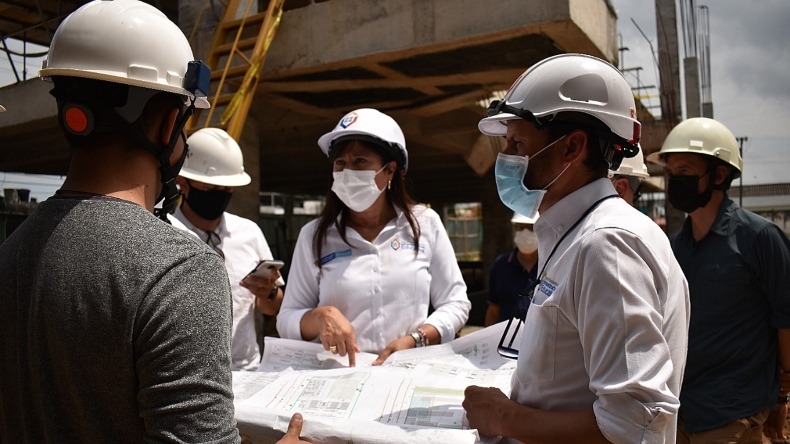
[234,321,518,444]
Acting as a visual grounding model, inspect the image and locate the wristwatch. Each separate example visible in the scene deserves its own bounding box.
[778,394,790,404]
[409,329,429,347]
[409,331,425,347]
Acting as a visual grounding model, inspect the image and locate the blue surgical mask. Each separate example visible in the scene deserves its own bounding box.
[495,135,569,219]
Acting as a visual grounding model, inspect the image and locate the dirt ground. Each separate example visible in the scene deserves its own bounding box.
[764,412,790,444]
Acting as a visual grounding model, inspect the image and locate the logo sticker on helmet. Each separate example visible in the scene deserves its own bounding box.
[339,113,358,129]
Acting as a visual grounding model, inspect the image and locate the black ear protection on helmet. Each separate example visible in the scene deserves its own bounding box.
[61,102,95,136]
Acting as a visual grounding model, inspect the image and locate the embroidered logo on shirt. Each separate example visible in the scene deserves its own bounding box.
[319,248,352,265]
[539,280,557,297]
[400,242,425,253]
[390,237,424,253]
[531,278,558,305]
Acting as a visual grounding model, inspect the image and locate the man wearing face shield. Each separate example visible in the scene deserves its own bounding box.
[171,127,285,371]
[462,53,690,444]
[647,117,790,443]
[484,212,540,326]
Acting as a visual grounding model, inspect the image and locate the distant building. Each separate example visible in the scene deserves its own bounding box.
[731,183,790,235]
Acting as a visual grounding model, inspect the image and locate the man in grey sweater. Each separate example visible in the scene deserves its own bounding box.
[0,1,307,442]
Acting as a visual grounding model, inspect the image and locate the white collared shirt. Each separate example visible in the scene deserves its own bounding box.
[172,207,282,371]
[511,179,690,444]
[277,205,471,353]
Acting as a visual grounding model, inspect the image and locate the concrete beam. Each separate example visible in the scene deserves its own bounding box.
[0,78,58,127]
[263,0,617,75]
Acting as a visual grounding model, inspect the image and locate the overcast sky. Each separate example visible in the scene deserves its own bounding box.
[611,0,790,185]
[1,1,788,200]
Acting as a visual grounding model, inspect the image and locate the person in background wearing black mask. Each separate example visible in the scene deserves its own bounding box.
[172,127,284,371]
[608,145,650,207]
[648,117,790,444]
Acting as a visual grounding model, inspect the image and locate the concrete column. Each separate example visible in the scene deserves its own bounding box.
[655,0,686,235]
[655,0,682,126]
[702,101,714,118]
[684,56,701,118]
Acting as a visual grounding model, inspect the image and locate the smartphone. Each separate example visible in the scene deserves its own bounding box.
[247,259,285,280]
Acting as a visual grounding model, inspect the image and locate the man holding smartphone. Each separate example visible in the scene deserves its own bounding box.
[172,127,284,371]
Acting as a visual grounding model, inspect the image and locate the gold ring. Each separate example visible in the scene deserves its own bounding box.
[329,345,338,353]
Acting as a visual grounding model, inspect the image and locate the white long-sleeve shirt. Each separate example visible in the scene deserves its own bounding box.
[510,179,690,444]
[278,205,470,353]
[173,207,282,371]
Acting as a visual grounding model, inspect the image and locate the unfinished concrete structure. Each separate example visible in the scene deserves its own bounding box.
[1,0,629,289]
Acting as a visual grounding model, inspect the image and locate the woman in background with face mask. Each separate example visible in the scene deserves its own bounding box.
[277,108,471,367]
[484,212,540,326]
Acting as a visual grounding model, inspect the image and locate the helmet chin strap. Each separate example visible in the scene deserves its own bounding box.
[120,99,196,222]
[154,105,194,222]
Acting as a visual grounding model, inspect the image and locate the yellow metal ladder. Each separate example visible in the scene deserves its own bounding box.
[187,0,285,139]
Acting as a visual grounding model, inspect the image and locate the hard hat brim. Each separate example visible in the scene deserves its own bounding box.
[40,67,210,109]
[478,112,518,136]
[179,170,251,187]
[318,129,391,155]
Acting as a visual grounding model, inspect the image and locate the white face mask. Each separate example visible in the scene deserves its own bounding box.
[331,166,386,212]
[513,228,538,253]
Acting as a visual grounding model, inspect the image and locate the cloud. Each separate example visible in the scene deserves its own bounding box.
[612,0,790,184]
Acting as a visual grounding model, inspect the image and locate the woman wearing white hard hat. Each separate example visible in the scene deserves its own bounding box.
[485,212,540,326]
[278,108,471,366]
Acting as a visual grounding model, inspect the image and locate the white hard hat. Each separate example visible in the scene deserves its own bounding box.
[479,53,640,166]
[0,105,5,112]
[647,117,742,177]
[318,108,409,172]
[608,146,649,179]
[511,212,539,224]
[39,0,209,109]
[180,128,251,187]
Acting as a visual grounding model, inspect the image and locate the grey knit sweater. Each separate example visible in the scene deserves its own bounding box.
[0,196,240,443]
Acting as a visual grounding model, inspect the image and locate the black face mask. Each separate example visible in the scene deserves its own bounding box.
[666,172,713,213]
[185,185,233,220]
[171,136,189,178]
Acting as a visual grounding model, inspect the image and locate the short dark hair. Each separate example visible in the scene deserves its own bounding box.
[544,113,610,178]
[707,156,737,191]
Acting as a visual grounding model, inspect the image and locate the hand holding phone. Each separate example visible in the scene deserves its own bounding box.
[247,259,285,280]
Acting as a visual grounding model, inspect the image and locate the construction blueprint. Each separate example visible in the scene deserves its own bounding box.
[232,321,518,444]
